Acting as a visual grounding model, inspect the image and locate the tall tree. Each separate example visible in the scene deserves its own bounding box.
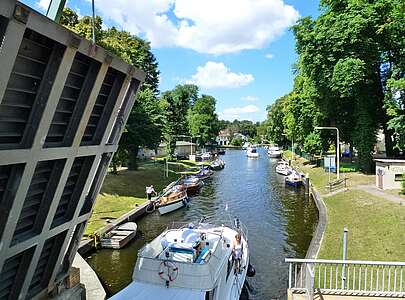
[187,95,219,146]
[160,84,199,156]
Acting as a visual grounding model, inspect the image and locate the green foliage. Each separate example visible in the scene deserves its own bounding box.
[160,84,199,156]
[304,132,323,155]
[187,95,219,146]
[231,137,243,147]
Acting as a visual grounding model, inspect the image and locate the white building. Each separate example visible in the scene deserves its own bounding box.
[157,141,197,157]
[216,130,231,146]
[375,159,405,190]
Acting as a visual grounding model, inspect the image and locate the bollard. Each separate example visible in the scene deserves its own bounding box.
[305,173,310,194]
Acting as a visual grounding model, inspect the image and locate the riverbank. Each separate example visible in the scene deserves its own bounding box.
[84,163,179,236]
[284,151,405,261]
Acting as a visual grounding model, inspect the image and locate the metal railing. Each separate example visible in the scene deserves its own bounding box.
[286,258,405,297]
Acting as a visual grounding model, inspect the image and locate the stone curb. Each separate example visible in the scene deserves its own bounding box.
[305,183,328,259]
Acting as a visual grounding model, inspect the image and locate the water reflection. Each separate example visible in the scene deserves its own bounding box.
[86,149,318,299]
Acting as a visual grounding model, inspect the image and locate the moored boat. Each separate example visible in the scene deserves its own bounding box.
[100,222,138,249]
[180,176,203,196]
[192,167,214,180]
[110,218,253,300]
[275,163,291,176]
[267,144,282,158]
[157,185,189,215]
[246,146,259,158]
[285,171,302,187]
[217,149,226,155]
[210,159,225,170]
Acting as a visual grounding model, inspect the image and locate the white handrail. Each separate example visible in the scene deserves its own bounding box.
[285,258,405,267]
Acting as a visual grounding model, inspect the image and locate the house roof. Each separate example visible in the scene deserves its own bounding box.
[218,130,230,137]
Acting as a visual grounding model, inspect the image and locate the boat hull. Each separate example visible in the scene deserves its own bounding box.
[268,153,282,158]
[158,197,189,215]
[285,179,302,187]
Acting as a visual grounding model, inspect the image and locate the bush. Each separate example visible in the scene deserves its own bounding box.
[340,167,357,173]
[231,137,243,147]
[402,173,405,195]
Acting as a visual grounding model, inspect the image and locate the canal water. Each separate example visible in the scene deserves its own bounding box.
[86,149,318,299]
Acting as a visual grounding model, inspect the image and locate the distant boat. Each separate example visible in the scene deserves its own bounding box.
[217,149,226,155]
[275,161,291,176]
[100,222,138,249]
[201,152,211,160]
[285,171,302,187]
[192,167,214,180]
[209,159,225,171]
[247,146,259,158]
[267,144,282,158]
[157,185,189,215]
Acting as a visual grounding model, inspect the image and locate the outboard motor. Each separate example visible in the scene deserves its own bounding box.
[247,263,256,277]
[234,217,240,229]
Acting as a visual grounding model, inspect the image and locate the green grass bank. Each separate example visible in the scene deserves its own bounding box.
[283,151,405,261]
[84,163,179,236]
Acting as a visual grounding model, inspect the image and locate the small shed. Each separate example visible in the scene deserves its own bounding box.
[157,141,197,157]
[374,159,405,190]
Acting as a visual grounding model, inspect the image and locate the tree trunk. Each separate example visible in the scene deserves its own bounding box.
[128,145,139,170]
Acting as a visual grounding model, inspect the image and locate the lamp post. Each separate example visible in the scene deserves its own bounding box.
[315,126,340,180]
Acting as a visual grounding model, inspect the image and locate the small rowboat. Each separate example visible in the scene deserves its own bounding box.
[157,185,189,215]
[100,222,138,249]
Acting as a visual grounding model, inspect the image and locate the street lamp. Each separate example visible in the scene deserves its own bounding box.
[315,126,340,180]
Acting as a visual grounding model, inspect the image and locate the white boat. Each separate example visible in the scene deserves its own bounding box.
[267,144,282,158]
[157,185,189,215]
[100,222,138,249]
[209,159,225,170]
[275,163,291,176]
[201,152,211,160]
[285,171,302,187]
[246,146,259,158]
[110,219,254,300]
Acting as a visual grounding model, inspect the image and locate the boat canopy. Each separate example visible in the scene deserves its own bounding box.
[110,281,205,300]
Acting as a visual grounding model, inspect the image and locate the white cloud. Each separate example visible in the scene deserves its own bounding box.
[219,105,260,120]
[265,53,274,59]
[187,61,254,89]
[36,0,50,10]
[92,0,299,54]
[241,96,259,102]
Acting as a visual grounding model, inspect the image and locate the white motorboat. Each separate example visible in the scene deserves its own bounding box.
[201,152,211,160]
[285,170,303,187]
[209,159,225,171]
[246,146,259,158]
[156,185,189,215]
[275,163,291,176]
[267,144,282,158]
[110,219,254,300]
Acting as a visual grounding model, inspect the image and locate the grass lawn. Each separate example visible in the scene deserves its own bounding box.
[283,151,405,261]
[84,164,179,236]
[319,190,405,261]
[385,189,405,200]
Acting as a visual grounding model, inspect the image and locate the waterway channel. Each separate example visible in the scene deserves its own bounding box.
[86,148,318,299]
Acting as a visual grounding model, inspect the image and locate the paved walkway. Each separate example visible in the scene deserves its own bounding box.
[355,185,405,204]
[73,253,106,300]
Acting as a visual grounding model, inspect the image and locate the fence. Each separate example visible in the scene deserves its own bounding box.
[286,258,405,297]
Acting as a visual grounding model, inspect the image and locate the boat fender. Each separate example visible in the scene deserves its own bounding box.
[247,264,256,277]
[159,261,178,287]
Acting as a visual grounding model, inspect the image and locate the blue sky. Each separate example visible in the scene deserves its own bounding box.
[22,0,320,122]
